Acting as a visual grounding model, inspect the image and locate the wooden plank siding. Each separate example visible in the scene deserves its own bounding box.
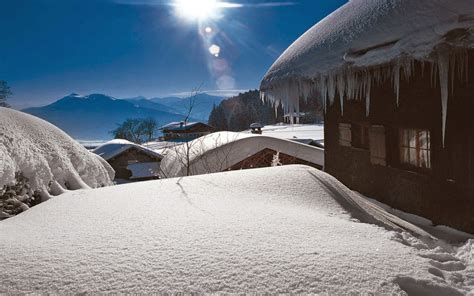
[325,50,474,233]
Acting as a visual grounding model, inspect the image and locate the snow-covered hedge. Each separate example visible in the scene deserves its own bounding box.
[0,107,114,217]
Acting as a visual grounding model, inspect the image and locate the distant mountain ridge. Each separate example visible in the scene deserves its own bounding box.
[22,93,202,141]
[125,93,226,121]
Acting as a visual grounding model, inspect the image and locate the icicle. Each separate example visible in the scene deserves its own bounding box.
[393,62,401,106]
[365,74,372,117]
[319,76,328,113]
[437,46,450,148]
[327,74,336,105]
[336,74,346,115]
[450,53,456,95]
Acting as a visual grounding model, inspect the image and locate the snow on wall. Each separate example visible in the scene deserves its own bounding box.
[160,132,324,178]
[0,108,114,204]
[260,0,474,145]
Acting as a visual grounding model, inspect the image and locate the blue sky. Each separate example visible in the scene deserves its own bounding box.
[1,0,347,108]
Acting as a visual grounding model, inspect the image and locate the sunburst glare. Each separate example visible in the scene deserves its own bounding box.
[173,0,220,21]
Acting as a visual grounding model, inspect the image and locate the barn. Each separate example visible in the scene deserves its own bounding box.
[93,139,163,182]
[260,0,474,233]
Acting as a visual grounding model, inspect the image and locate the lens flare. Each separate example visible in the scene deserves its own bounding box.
[174,0,219,21]
[209,44,221,57]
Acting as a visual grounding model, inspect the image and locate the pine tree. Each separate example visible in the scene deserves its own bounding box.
[209,104,228,131]
[0,81,12,108]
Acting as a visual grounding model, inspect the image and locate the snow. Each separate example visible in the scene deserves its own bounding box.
[361,194,474,244]
[0,165,471,294]
[127,162,161,179]
[143,140,181,155]
[160,121,201,131]
[160,132,324,178]
[260,0,474,145]
[93,139,164,161]
[245,123,324,141]
[0,107,114,204]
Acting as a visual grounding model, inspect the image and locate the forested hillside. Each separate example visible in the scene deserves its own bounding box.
[209,90,323,131]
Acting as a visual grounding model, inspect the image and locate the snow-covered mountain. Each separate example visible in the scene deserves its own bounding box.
[149,93,226,120]
[22,94,195,141]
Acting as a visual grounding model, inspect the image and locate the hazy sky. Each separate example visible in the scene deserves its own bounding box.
[1,0,347,108]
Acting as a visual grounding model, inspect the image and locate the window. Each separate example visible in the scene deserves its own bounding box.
[338,123,351,147]
[399,128,431,169]
[352,123,369,150]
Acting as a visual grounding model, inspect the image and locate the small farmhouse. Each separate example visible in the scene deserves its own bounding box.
[161,121,215,141]
[93,139,163,182]
[160,132,324,178]
[260,0,474,233]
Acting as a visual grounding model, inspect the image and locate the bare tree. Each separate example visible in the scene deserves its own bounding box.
[179,85,201,176]
[140,117,158,142]
[0,81,12,108]
[111,118,158,144]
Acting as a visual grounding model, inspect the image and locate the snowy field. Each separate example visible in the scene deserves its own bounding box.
[244,123,324,141]
[0,165,472,294]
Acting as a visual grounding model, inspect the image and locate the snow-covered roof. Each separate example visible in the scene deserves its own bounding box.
[160,121,208,131]
[250,122,263,129]
[142,140,181,155]
[0,108,114,203]
[93,139,164,161]
[1,165,472,293]
[160,131,324,178]
[260,0,474,144]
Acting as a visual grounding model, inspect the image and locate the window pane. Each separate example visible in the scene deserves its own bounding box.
[420,149,429,168]
[408,130,416,148]
[400,147,409,163]
[409,148,417,166]
[399,128,431,169]
[419,130,428,149]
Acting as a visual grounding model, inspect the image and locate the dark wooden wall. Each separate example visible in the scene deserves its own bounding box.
[108,148,161,181]
[325,50,474,233]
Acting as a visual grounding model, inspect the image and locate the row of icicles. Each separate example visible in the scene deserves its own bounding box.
[260,47,469,147]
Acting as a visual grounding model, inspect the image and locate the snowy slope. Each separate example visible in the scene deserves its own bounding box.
[0,166,471,294]
[244,124,324,141]
[0,107,114,207]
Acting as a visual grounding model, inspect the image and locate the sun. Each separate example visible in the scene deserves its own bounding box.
[173,0,220,21]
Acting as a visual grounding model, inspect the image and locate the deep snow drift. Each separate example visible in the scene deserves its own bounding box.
[0,166,472,294]
[0,107,114,216]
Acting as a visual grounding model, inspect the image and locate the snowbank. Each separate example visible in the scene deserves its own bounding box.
[160,132,324,178]
[244,123,324,141]
[260,0,474,144]
[0,166,471,294]
[0,108,114,212]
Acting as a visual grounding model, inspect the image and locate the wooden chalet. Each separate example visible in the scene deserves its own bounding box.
[93,139,163,182]
[161,121,215,141]
[260,0,474,233]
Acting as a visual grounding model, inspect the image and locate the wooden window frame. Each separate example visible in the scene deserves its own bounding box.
[398,128,432,172]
